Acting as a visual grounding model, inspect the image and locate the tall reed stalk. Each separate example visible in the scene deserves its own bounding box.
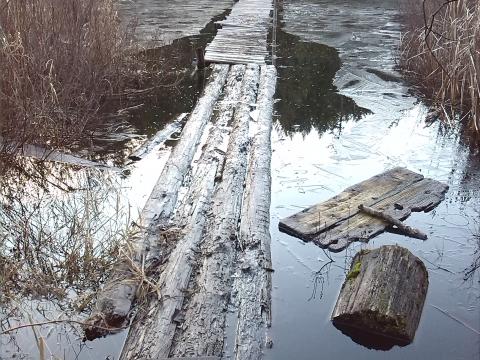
[399,0,480,132]
[0,0,134,160]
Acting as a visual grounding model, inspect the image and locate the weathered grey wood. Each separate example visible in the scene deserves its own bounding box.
[141,64,229,230]
[83,65,229,339]
[280,167,424,239]
[358,204,427,240]
[170,65,260,358]
[119,65,248,360]
[323,177,448,252]
[129,113,188,161]
[332,245,428,349]
[231,65,276,360]
[205,0,274,65]
[279,167,448,252]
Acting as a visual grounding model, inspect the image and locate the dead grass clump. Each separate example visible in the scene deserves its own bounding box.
[0,163,132,307]
[0,0,135,158]
[399,0,480,131]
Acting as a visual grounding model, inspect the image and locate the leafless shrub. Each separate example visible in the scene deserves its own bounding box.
[399,0,480,132]
[0,162,133,307]
[0,0,146,164]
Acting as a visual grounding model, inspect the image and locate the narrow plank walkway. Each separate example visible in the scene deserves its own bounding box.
[119,64,276,360]
[205,0,274,64]
[86,1,277,359]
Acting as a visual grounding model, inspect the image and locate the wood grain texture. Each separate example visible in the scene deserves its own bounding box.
[332,245,428,349]
[83,65,229,339]
[169,65,260,358]
[279,167,448,252]
[120,65,247,360]
[231,65,276,360]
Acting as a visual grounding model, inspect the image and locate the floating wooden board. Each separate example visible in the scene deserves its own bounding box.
[279,167,449,252]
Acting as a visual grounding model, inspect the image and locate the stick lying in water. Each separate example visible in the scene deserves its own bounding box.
[358,204,428,240]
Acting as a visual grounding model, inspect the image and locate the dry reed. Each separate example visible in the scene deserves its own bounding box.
[0,0,139,162]
[399,0,480,132]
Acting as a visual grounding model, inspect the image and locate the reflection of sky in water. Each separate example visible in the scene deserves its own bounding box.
[268,1,479,359]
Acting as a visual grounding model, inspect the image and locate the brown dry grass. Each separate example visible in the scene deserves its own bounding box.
[0,0,139,161]
[399,0,480,132]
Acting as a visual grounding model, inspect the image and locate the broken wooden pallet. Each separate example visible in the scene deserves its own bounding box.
[279,167,449,252]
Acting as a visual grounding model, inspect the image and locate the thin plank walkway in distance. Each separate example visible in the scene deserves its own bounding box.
[279,167,449,252]
[205,0,274,64]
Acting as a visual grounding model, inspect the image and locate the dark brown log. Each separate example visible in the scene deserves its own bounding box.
[358,204,428,240]
[332,245,428,350]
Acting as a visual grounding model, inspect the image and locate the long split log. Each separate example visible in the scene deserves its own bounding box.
[170,64,260,358]
[332,245,428,350]
[119,65,248,359]
[83,65,229,340]
[230,65,276,360]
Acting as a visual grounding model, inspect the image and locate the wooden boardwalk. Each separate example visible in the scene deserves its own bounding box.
[205,0,275,64]
[86,1,278,359]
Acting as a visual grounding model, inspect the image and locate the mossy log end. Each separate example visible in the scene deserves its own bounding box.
[331,245,428,350]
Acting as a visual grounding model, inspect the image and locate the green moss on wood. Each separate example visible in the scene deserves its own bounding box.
[347,261,362,280]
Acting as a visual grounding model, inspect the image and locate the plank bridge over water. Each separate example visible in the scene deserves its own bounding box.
[86,1,278,360]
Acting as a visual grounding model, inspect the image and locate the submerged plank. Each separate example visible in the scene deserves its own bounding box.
[279,167,448,252]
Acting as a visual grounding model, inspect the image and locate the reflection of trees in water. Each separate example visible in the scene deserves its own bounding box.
[275,30,370,136]
[0,161,131,306]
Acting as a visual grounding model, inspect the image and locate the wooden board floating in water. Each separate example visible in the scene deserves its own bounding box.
[205,0,274,65]
[279,167,449,252]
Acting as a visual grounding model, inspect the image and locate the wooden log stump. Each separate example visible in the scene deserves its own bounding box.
[331,245,428,350]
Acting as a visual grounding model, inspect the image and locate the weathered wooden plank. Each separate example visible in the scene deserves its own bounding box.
[332,245,428,350]
[279,167,424,239]
[83,65,230,340]
[119,65,247,360]
[279,167,448,252]
[323,177,448,252]
[231,65,276,360]
[170,65,260,358]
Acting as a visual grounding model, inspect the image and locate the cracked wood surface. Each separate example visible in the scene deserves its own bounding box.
[279,167,448,252]
[332,245,428,349]
[84,65,229,339]
[170,64,260,358]
[231,65,276,360]
[120,65,248,359]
